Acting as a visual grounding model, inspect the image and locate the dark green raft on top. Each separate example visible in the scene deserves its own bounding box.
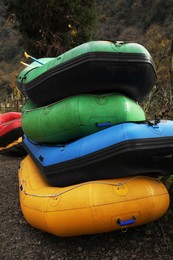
[18,41,157,106]
[22,93,145,144]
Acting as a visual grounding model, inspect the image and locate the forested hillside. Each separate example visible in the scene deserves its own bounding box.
[0,1,21,102]
[95,0,173,40]
[95,0,173,117]
[1,0,173,117]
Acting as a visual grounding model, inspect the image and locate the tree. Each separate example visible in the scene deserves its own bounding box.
[3,0,97,57]
[0,1,21,103]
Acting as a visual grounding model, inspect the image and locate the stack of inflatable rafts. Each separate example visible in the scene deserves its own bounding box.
[17,41,173,237]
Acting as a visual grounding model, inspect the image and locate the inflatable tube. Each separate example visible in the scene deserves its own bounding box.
[18,155,169,237]
[22,120,173,187]
[0,112,23,147]
[22,93,145,143]
[17,41,157,106]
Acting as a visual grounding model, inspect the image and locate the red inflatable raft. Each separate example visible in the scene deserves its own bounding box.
[0,112,23,147]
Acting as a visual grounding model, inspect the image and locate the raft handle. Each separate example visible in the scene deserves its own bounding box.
[39,155,44,162]
[117,216,136,226]
[96,122,112,127]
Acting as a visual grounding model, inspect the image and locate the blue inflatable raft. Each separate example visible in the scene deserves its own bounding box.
[23,120,173,186]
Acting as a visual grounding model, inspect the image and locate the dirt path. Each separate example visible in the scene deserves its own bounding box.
[1,154,173,260]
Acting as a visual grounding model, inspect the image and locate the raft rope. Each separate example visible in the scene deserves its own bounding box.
[22,92,119,113]
[19,169,160,198]
[22,93,134,113]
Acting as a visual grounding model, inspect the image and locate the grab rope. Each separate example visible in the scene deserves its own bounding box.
[22,93,138,113]
[19,167,160,198]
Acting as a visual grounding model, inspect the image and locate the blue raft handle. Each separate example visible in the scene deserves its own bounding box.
[96,122,112,127]
[117,216,136,226]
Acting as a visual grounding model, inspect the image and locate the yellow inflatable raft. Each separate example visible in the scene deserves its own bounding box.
[18,155,170,237]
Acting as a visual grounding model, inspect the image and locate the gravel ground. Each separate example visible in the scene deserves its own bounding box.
[1,154,173,260]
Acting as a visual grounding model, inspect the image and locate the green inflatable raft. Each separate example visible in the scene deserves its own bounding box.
[18,41,157,106]
[22,93,146,143]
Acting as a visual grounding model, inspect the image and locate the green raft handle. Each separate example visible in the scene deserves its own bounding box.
[96,122,112,127]
[117,216,136,226]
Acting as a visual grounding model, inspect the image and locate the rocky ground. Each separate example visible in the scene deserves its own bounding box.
[1,154,173,260]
